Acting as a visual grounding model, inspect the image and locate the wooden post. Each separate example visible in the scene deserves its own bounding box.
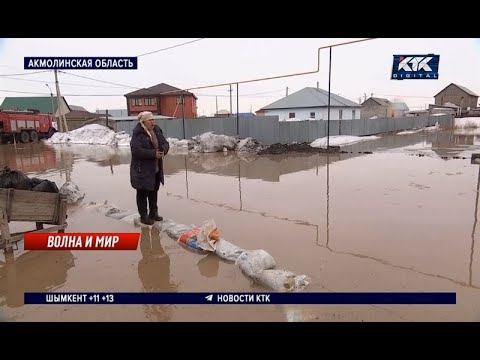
[0,209,13,254]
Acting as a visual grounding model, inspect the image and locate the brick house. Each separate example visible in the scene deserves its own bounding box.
[125,83,197,118]
[361,97,393,118]
[434,83,478,111]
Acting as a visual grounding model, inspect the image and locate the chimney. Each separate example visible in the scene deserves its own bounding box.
[316,82,319,89]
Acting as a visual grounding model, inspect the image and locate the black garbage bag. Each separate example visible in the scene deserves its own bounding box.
[0,166,31,190]
[29,177,44,188]
[32,180,59,193]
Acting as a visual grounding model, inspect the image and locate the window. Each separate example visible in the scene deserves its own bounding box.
[176,96,185,104]
[131,98,142,106]
[352,110,356,119]
[310,112,315,119]
[289,112,295,118]
[339,109,343,120]
[145,98,156,106]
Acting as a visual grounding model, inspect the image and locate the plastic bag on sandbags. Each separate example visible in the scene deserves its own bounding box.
[215,239,245,262]
[177,219,220,252]
[251,269,310,292]
[235,250,276,277]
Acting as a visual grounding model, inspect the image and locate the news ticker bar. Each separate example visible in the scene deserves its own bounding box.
[24,57,138,70]
[24,292,456,305]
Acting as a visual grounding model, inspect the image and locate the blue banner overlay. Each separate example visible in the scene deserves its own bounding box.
[24,57,138,70]
[24,292,456,305]
[391,54,439,80]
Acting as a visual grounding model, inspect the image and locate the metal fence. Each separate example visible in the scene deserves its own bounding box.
[110,114,453,145]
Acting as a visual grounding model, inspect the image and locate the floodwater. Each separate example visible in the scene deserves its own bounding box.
[1,129,480,322]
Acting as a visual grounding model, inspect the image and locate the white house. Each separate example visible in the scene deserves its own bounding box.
[256,87,361,121]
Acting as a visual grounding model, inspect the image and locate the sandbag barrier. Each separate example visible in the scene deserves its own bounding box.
[88,201,310,293]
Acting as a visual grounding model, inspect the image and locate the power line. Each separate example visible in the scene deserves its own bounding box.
[195,89,284,97]
[0,70,51,77]
[137,38,205,57]
[59,71,140,89]
[0,89,124,96]
[1,75,129,89]
[373,93,433,99]
[0,89,53,95]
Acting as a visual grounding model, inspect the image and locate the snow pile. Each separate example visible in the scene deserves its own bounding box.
[310,135,379,148]
[59,181,85,205]
[397,129,423,135]
[115,132,131,147]
[45,124,131,146]
[236,137,265,154]
[168,137,193,149]
[454,117,480,128]
[191,132,238,153]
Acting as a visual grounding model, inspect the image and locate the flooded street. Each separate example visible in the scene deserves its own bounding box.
[2,129,480,321]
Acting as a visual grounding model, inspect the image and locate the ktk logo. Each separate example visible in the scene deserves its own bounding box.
[398,56,433,72]
[391,54,439,80]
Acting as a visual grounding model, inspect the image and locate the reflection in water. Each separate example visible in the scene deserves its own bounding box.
[164,132,432,183]
[163,134,480,291]
[0,250,74,308]
[138,227,176,322]
[238,161,243,211]
[470,166,480,285]
[184,156,189,198]
[326,154,330,249]
[0,142,59,175]
[196,253,220,278]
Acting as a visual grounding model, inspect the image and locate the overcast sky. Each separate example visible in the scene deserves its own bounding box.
[0,38,479,116]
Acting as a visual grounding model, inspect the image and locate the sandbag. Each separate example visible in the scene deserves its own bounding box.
[215,239,245,262]
[251,270,310,292]
[0,166,31,190]
[89,201,311,294]
[235,250,276,277]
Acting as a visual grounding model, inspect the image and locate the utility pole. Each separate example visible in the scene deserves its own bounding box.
[215,96,218,116]
[45,83,58,131]
[229,84,233,116]
[236,83,239,135]
[327,46,332,149]
[54,69,68,132]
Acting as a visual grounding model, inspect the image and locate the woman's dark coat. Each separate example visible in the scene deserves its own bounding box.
[130,123,170,191]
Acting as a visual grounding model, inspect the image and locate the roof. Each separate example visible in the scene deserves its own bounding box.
[235,112,256,118]
[69,105,88,112]
[0,96,70,113]
[361,97,391,107]
[125,83,197,99]
[260,87,360,110]
[65,110,100,119]
[434,83,479,98]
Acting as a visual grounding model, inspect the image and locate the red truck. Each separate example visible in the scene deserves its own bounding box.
[0,109,57,144]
